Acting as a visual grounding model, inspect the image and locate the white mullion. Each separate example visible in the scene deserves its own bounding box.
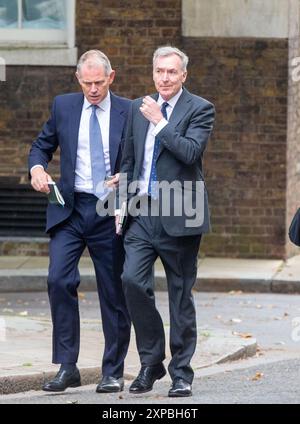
[67,0,76,48]
[18,0,22,29]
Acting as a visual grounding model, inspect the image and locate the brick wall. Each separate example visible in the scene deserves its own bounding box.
[0,67,77,180]
[183,37,288,258]
[0,1,293,258]
[0,0,181,181]
[286,34,300,258]
[77,0,181,98]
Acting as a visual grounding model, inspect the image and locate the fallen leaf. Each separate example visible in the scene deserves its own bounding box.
[251,372,264,381]
[2,308,14,313]
[200,331,211,337]
[22,363,32,367]
[66,400,78,404]
[256,305,262,309]
[228,290,243,296]
[78,292,85,300]
[238,332,253,339]
[19,311,28,316]
[215,315,222,320]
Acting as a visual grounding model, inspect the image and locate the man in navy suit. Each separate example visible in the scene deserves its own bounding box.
[28,50,131,393]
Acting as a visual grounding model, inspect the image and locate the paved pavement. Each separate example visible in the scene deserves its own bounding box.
[1,254,300,293]
[1,253,300,396]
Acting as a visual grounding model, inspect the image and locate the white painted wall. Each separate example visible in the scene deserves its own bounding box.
[182,0,297,38]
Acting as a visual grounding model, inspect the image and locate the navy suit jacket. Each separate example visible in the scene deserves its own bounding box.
[28,91,131,233]
[120,87,215,236]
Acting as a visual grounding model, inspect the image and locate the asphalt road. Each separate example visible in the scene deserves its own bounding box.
[1,291,300,405]
[0,358,299,404]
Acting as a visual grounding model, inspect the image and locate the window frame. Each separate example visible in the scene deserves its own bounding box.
[0,0,77,66]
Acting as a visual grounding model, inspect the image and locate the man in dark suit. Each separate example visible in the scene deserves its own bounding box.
[118,46,215,397]
[28,50,131,393]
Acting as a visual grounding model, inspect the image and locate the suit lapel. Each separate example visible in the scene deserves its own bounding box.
[109,93,126,173]
[135,93,158,171]
[157,88,192,159]
[69,93,84,170]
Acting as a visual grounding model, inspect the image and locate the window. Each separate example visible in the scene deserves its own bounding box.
[0,0,77,66]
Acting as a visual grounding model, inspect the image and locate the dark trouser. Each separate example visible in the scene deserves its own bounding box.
[122,212,201,384]
[47,193,131,378]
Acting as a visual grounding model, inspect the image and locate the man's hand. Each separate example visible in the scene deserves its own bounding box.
[115,214,122,235]
[140,96,164,125]
[31,167,52,193]
[105,173,120,189]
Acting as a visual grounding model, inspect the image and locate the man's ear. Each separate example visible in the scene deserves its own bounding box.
[75,71,81,84]
[109,70,116,85]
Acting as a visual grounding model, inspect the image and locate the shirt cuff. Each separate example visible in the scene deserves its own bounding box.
[30,165,44,175]
[152,118,168,136]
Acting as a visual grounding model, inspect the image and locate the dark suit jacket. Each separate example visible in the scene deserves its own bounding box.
[120,87,215,237]
[28,91,131,233]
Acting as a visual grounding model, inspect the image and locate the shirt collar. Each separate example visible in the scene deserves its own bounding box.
[157,88,183,109]
[83,91,111,111]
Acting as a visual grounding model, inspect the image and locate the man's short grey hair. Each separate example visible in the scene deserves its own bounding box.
[153,46,189,72]
[77,50,112,76]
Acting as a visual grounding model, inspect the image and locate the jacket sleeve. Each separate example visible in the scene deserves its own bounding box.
[157,100,215,165]
[28,97,59,174]
[119,102,135,187]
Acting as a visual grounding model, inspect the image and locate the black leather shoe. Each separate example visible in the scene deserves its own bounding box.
[42,367,81,392]
[129,363,166,394]
[96,376,124,393]
[168,378,192,397]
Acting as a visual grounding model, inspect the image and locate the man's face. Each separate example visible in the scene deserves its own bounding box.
[153,54,187,101]
[76,64,115,104]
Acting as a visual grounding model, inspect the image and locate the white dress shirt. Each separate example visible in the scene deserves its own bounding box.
[30,92,112,194]
[75,93,111,193]
[138,88,183,196]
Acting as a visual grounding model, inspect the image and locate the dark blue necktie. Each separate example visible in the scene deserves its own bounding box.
[148,101,169,198]
[89,105,107,199]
